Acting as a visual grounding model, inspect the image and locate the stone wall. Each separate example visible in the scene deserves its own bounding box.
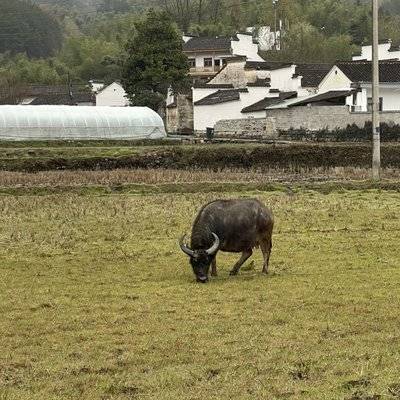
[210,60,256,88]
[166,94,194,134]
[214,106,400,138]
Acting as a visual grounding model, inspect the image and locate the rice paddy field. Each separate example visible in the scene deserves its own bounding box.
[1,176,400,399]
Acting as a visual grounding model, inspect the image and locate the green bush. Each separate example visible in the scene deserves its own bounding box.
[279,122,400,142]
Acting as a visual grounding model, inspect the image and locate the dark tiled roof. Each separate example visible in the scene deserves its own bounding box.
[242,92,297,113]
[183,37,231,52]
[295,63,333,87]
[194,89,248,106]
[30,93,94,105]
[247,78,271,87]
[336,60,400,83]
[289,90,355,107]
[389,43,400,53]
[193,82,234,89]
[24,85,88,96]
[245,61,292,70]
[166,100,177,109]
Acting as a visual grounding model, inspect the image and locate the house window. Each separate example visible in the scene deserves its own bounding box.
[204,58,213,67]
[367,97,383,112]
[214,59,221,68]
[188,58,196,68]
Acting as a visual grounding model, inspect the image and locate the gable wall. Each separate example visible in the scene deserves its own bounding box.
[96,83,129,107]
[318,67,352,92]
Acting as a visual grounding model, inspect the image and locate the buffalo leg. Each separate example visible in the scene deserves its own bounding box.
[211,257,217,277]
[230,249,253,276]
[260,238,272,274]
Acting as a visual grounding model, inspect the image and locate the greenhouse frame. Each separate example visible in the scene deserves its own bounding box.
[0,105,166,140]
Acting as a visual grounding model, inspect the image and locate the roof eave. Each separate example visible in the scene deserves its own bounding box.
[184,48,231,53]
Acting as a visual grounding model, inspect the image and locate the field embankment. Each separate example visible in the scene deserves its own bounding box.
[2,142,400,173]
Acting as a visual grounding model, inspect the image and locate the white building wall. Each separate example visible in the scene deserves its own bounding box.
[353,42,400,61]
[189,52,232,68]
[253,26,276,52]
[348,89,367,112]
[96,83,130,107]
[192,88,219,103]
[269,66,298,91]
[362,85,400,111]
[194,87,275,131]
[318,67,352,92]
[319,67,400,112]
[231,34,264,62]
[379,86,400,110]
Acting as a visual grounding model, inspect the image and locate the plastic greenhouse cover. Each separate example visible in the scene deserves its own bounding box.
[0,105,166,140]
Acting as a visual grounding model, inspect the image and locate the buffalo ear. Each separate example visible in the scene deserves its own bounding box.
[179,235,195,257]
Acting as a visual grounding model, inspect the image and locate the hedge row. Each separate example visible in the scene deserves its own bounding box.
[2,143,400,172]
[279,123,400,142]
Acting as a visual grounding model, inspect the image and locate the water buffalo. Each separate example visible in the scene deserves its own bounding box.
[179,199,274,283]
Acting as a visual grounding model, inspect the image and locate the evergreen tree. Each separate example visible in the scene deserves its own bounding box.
[121,9,189,111]
[0,0,63,58]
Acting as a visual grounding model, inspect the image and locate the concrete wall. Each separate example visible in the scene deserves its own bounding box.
[214,106,400,137]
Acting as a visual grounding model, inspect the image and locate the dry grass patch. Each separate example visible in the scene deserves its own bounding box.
[1,167,400,188]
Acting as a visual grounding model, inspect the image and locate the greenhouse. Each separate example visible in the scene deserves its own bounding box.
[0,105,166,140]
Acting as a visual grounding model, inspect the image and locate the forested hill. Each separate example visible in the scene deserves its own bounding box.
[32,0,400,14]
[0,0,63,58]
[2,0,400,87]
[32,0,157,12]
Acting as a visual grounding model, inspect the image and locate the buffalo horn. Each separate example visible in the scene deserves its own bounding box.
[206,233,220,255]
[179,235,195,257]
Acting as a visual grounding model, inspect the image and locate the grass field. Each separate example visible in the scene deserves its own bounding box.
[1,187,400,400]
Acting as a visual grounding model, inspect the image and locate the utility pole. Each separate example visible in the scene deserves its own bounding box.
[273,0,278,50]
[372,0,381,180]
[67,72,73,101]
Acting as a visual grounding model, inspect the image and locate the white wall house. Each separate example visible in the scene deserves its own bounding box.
[194,86,282,131]
[192,58,330,132]
[353,40,400,61]
[183,33,264,81]
[96,82,130,107]
[318,60,400,112]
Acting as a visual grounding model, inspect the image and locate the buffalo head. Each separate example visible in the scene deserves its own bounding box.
[179,233,220,283]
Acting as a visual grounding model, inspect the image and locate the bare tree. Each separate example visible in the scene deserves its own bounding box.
[0,73,24,105]
[161,0,195,32]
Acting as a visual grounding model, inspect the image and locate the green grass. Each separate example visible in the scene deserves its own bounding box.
[1,190,400,399]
